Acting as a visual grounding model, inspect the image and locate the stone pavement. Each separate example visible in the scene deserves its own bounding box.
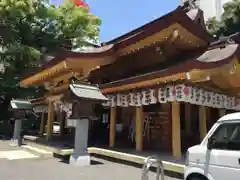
[0,140,182,180]
[0,156,181,180]
[0,140,22,151]
[0,149,39,160]
[0,140,39,160]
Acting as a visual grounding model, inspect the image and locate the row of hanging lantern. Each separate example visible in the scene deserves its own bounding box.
[102,84,240,110]
[53,101,73,119]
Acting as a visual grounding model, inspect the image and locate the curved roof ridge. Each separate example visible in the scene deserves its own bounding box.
[104,6,211,46]
[197,44,239,63]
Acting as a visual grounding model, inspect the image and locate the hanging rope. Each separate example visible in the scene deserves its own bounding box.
[128,116,136,142]
[143,115,151,141]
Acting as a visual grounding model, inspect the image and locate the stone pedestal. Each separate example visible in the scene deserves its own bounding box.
[69,118,90,166]
[10,120,22,146]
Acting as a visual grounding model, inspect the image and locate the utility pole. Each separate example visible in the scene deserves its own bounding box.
[180,0,184,6]
[215,0,222,22]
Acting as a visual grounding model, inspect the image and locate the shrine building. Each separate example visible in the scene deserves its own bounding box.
[19,5,240,159]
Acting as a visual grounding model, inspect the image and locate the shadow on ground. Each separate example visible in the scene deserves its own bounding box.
[52,153,183,179]
[0,136,12,141]
[91,154,184,179]
[53,153,104,165]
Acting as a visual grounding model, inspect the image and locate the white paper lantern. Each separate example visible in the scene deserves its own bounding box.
[236,98,240,107]
[228,97,233,109]
[102,95,111,107]
[233,97,238,109]
[229,97,236,110]
[233,97,237,110]
[175,84,192,102]
[134,92,142,107]
[128,93,135,106]
[158,87,167,103]
[206,92,214,107]
[166,85,176,102]
[234,98,240,110]
[212,93,218,108]
[188,86,197,104]
[121,94,129,107]
[209,92,217,108]
[222,95,228,109]
[141,90,148,105]
[141,89,157,105]
[110,95,117,107]
[116,94,128,107]
[116,94,122,106]
[227,97,232,109]
[194,87,202,105]
[183,85,192,102]
[147,89,157,105]
[175,84,185,102]
[183,86,193,103]
[225,97,231,109]
[218,94,224,108]
[204,91,211,107]
[200,90,208,106]
[215,94,222,108]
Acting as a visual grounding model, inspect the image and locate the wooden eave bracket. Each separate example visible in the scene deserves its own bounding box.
[20,61,69,87]
[101,73,187,93]
[186,60,237,83]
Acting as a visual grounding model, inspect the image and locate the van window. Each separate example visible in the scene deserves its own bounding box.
[210,122,240,151]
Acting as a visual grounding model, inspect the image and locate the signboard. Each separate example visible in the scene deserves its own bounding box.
[67,119,77,127]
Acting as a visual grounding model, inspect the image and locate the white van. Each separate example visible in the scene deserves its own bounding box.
[184,112,240,180]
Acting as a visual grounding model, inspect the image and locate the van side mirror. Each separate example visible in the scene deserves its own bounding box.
[207,137,214,149]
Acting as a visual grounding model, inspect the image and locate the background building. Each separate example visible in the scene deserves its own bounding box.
[181,0,232,21]
[199,0,231,21]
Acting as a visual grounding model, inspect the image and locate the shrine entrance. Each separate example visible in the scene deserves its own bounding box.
[207,108,219,131]
[141,104,171,151]
[89,105,110,147]
[114,107,136,149]
[111,103,173,152]
[180,103,201,152]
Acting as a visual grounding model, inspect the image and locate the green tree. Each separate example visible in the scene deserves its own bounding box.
[206,0,240,38]
[0,0,101,120]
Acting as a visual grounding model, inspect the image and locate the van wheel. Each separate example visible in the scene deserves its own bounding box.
[189,178,205,180]
[188,174,208,180]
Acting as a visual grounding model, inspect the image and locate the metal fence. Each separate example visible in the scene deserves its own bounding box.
[141,156,165,180]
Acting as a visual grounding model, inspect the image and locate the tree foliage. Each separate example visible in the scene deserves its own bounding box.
[206,0,240,38]
[0,0,101,120]
[0,0,101,96]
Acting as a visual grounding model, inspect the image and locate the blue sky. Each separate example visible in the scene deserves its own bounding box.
[51,0,179,42]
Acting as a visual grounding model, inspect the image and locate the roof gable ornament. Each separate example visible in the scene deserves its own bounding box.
[181,0,200,9]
